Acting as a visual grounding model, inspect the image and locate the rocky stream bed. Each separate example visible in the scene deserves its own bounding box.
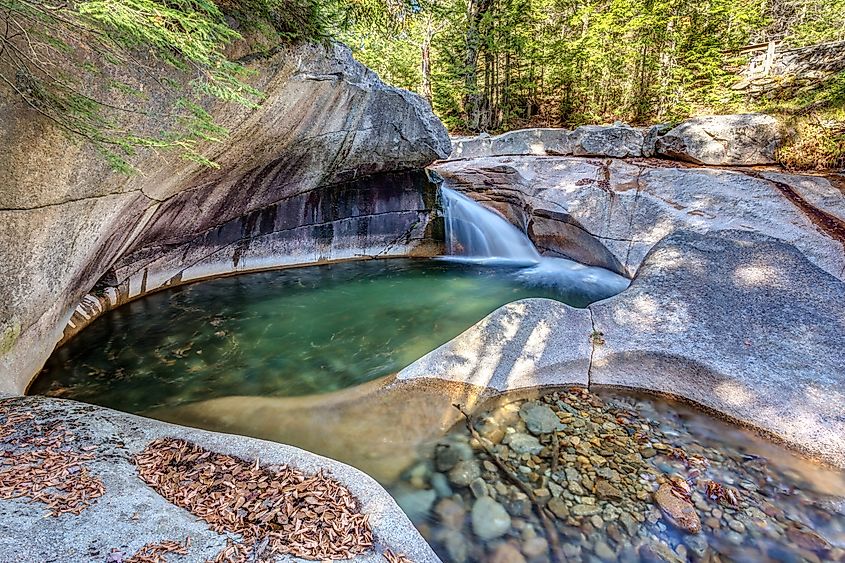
[391,388,845,563]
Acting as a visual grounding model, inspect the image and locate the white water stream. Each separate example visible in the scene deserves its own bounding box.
[440,185,630,297]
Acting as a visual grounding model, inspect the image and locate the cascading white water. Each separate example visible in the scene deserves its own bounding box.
[441,186,541,265]
[440,185,631,301]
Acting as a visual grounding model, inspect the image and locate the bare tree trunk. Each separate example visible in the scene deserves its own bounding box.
[421,29,433,104]
[504,50,511,127]
[463,0,492,131]
[483,50,493,129]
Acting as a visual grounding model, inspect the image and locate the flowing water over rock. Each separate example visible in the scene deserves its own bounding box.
[440,185,629,297]
[442,186,541,264]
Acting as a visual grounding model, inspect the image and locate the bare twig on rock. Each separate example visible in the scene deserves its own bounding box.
[453,404,565,563]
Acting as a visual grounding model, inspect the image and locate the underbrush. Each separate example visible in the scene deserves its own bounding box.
[756,71,845,171]
[776,116,845,171]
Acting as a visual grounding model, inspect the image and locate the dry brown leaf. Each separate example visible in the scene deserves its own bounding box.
[383,548,413,563]
[0,404,104,516]
[125,538,190,563]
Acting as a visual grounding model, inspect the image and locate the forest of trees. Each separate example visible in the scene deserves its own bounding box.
[345,0,845,132]
[1,0,842,170]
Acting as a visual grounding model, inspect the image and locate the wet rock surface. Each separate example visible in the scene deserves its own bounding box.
[390,388,845,563]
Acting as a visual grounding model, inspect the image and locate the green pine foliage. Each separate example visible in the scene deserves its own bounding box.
[0,0,343,172]
[779,0,845,47]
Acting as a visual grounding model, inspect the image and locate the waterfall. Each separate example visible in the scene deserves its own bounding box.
[440,185,630,302]
[441,186,541,265]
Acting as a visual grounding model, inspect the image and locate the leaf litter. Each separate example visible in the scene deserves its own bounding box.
[0,405,105,516]
[107,538,191,563]
[133,438,375,561]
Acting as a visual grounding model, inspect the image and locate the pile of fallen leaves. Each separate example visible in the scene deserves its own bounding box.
[0,405,105,516]
[134,438,374,561]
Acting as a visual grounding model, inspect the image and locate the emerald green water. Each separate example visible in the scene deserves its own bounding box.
[31,259,626,413]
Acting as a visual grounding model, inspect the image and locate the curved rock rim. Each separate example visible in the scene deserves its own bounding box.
[398,228,845,469]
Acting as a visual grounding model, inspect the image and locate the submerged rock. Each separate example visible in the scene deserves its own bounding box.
[430,472,453,498]
[505,433,543,455]
[571,504,602,517]
[488,542,527,563]
[471,497,511,540]
[395,488,437,523]
[393,387,845,563]
[785,523,832,553]
[469,478,488,498]
[448,460,481,487]
[653,483,701,534]
[547,497,570,519]
[639,540,685,563]
[518,401,563,435]
[593,540,616,560]
[440,530,469,563]
[595,478,624,500]
[436,442,474,472]
[434,498,466,529]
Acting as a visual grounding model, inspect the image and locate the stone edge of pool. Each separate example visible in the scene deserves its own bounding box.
[398,228,845,470]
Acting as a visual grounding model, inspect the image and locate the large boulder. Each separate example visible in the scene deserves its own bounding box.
[569,124,643,158]
[654,113,781,165]
[450,128,573,159]
[0,42,450,393]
